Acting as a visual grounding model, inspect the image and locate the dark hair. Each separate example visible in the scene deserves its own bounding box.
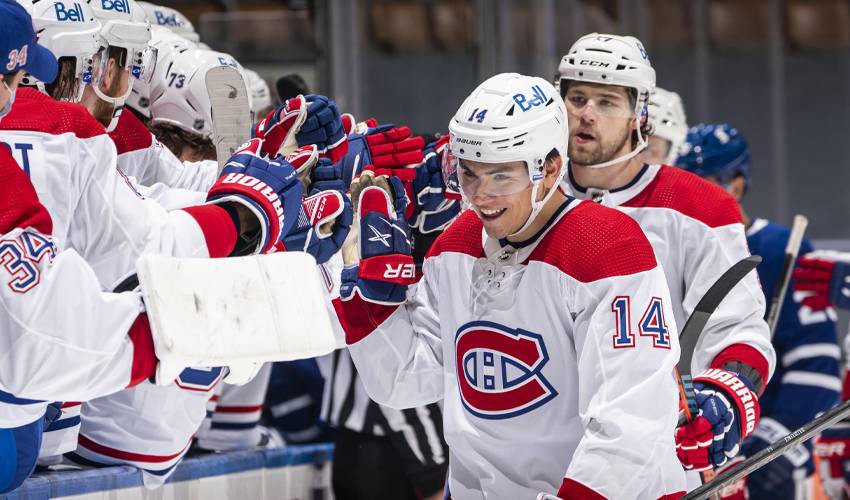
[149,122,216,161]
[44,57,79,101]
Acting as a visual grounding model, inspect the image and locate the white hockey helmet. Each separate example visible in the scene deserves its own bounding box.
[126,25,195,118]
[89,0,154,129]
[138,1,200,43]
[558,33,656,168]
[148,48,247,139]
[444,72,569,236]
[19,0,101,102]
[647,87,688,164]
[244,68,271,119]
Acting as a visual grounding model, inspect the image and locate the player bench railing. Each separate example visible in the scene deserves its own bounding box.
[5,443,334,500]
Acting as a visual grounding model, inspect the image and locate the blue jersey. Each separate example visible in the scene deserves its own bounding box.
[747,218,841,429]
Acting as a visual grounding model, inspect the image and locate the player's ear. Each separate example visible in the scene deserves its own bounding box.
[728,175,747,202]
[542,154,563,190]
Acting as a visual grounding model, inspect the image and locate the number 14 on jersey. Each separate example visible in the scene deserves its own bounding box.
[611,296,671,349]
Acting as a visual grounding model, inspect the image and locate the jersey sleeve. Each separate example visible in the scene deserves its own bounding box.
[767,239,841,430]
[0,227,155,404]
[560,262,684,498]
[685,221,775,388]
[67,133,235,290]
[333,257,444,410]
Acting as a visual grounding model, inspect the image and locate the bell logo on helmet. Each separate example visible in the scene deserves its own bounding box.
[154,11,181,26]
[512,84,549,113]
[636,41,650,60]
[54,2,86,22]
[100,0,129,13]
[455,321,557,419]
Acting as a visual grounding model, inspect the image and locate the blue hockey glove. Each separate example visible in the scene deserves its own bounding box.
[675,368,760,471]
[742,417,814,499]
[278,190,352,264]
[340,174,415,305]
[207,144,304,254]
[411,135,461,233]
[296,95,348,162]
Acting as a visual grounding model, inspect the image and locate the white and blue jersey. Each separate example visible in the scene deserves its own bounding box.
[743,218,841,474]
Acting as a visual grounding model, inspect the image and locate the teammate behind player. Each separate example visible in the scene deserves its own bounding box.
[678,123,841,499]
[557,33,775,476]
[333,72,686,499]
[643,86,687,165]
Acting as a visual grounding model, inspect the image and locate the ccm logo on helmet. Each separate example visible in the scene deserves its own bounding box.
[54,2,86,22]
[455,321,557,419]
[512,84,549,113]
[578,59,610,68]
[100,0,130,13]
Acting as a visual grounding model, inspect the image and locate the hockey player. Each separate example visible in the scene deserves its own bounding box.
[556,33,775,475]
[333,72,687,499]
[642,86,688,165]
[678,123,841,499]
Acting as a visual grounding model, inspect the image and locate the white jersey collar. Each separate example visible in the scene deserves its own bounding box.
[561,162,663,208]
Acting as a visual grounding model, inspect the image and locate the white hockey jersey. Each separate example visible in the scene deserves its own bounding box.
[0,148,155,428]
[336,199,687,499]
[0,89,239,291]
[109,110,217,192]
[0,88,239,459]
[562,164,776,385]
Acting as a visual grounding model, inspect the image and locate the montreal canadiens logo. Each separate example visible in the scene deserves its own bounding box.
[455,321,557,419]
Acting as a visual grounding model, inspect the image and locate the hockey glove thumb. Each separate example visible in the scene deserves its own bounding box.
[252,95,307,158]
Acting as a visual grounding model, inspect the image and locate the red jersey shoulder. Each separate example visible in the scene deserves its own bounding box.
[0,147,52,235]
[0,88,105,140]
[425,209,484,260]
[530,200,657,282]
[109,110,153,154]
[622,165,743,228]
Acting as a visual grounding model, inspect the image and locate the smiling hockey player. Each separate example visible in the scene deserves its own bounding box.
[556,33,776,477]
[331,73,687,499]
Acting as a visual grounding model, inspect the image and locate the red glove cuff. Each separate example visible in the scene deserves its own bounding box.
[359,254,417,284]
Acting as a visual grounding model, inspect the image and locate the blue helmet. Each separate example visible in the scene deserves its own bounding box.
[675,123,752,190]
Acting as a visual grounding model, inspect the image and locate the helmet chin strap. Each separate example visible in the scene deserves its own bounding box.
[582,117,648,169]
[93,84,130,132]
[507,177,561,239]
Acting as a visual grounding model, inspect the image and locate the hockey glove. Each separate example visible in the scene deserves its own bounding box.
[206,145,303,255]
[741,417,814,499]
[794,250,850,311]
[339,173,415,305]
[675,368,760,471]
[252,95,308,158]
[278,190,353,264]
[815,420,850,500]
[336,123,426,187]
[713,456,748,500]
[296,95,348,162]
[310,157,349,194]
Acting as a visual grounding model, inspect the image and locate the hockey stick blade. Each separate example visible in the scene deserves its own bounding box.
[683,399,850,499]
[677,254,762,375]
[764,214,808,336]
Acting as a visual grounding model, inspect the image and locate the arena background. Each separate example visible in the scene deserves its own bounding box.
[12,1,850,498]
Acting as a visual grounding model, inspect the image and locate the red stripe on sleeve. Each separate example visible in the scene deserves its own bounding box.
[181,204,238,258]
[332,294,399,345]
[557,478,606,499]
[127,314,157,388]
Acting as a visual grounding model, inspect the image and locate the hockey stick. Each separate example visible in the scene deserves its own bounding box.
[764,214,808,335]
[683,399,850,499]
[674,255,762,484]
